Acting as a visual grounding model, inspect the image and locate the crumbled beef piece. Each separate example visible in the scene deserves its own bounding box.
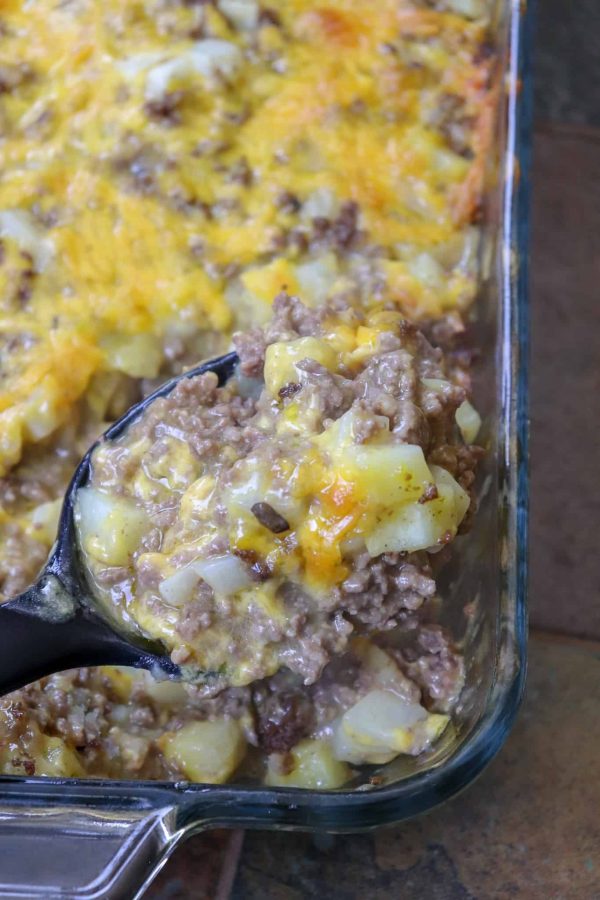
[278,381,302,400]
[336,553,436,630]
[276,190,301,213]
[233,326,266,377]
[254,686,315,754]
[144,91,184,126]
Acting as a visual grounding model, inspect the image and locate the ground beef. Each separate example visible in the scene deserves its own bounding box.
[253,675,315,754]
[91,372,261,491]
[263,291,323,342]
[294,358,356,423]
[428,442,482,485]
[426,93,475,158]
[274,590,355,684]
[308,200,363,252]
[0,62,32,94]
[233,326,266,377]
[335,553,436,630]
[144,91,184,126]
[391,626,466,713]
[0,521,48,599]
[175,585,215,641]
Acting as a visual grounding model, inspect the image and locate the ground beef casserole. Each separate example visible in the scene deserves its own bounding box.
[0,0,493,787]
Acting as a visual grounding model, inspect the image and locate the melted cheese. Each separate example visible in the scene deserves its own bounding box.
[0,0,493,479]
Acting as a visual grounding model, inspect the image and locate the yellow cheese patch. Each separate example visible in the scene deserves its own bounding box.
[0,0,492,476]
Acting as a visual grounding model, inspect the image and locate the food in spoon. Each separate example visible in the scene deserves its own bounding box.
[76,295,480,695]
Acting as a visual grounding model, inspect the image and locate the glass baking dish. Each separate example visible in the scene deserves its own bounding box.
[0,1,531,896]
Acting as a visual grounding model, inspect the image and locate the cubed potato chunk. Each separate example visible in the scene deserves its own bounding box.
[76,487,149,567]
[158,719,246,784]
[337,443,433,507]
[455,399,482,444]
[217,0,259,31]
[265,738,351,789]
[159,565,203,607]
[27,498,62,545]
[332,690,449,765]
[101,333,163,379]
[316,408,390,453]
[102,665,136,701]
[35,736,84,777]
[264,337,337,396]
[295,253,339,305]
[365,464,469,556]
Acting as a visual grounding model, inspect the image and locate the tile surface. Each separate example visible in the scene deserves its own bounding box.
[530,125,600,638]
[147,636,600,899]
[146,830,238,900]
[534,0,600,127]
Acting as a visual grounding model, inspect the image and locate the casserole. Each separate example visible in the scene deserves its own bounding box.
[0,0,531,896]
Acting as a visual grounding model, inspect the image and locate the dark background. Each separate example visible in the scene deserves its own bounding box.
[148,4,600,897]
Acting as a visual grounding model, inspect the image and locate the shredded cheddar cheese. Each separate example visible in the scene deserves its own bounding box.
[0,0,493,480]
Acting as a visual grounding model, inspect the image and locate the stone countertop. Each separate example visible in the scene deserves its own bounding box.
[147,6,600,896]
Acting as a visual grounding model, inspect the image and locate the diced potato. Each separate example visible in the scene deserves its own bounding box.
[35,736,84,778]
[179,475,216,522]
[331,690,449,765]
[108,728,150,772]
[102,665,136,701]
[336,443,433,507]
[100,333,163,379]
[316,408,389,453]
[365,463,469,556]
[300,188,339,221]
[353,640,420,701]
[0,209,53,271]
[455,399,481,444]
[421,377,452,394]
[264,337,337,396]
[343,690,426,747]
[225,279,272,328]
[408,252,444,291]
[158,719,246,783]
[142,677,189,706]
[265,739,351,789]
[194,554,254,596]
[145,40,242,102]
[217,0,259,30]
[26,498,62,545]
[76,487,149,566]
[295,253,339,306]
[0,408,23,477]
[86,371,135,421]
[116,51,164,80]
[444,0,486,20]
[159,565,202,606]
[22,382,61,441]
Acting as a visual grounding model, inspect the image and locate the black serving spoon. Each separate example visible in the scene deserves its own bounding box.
[0,351,239,696]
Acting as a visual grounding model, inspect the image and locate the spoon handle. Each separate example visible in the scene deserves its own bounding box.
[0,576,164,696]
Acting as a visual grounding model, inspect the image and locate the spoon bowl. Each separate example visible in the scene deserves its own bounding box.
[0,351,239,695]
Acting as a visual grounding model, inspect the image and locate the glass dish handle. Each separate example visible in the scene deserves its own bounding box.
[0,800,179,899]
